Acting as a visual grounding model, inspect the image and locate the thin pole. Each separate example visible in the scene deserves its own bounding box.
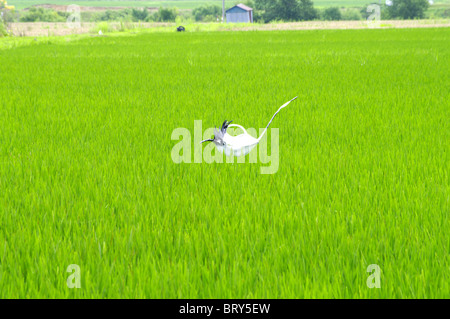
[222,0,225,23]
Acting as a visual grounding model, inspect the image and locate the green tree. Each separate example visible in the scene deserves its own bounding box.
[131,8,148,22]
[242,0,255,8]
[277,0,301,21]
[298,0,318,20]
[255,0,317,22]
[152,7,178,22]
[322,7,341,20]
[19,7,66,22]
[192,5,221,22]
[386,0,429,19]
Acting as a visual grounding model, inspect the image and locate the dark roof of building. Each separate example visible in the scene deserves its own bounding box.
[226,3,253,12]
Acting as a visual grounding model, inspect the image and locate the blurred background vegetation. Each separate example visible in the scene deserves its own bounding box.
[1,0,449,26]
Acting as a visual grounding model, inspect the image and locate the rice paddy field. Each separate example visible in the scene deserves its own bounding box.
[0,27,449,298]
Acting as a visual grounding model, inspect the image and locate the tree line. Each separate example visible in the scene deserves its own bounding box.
[3,0,441,24]
[250,0,432,21]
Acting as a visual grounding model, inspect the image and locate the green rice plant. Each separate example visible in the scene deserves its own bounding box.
[91,21,112,34]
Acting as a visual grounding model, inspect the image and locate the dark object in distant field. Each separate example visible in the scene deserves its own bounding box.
[177,26,185,32]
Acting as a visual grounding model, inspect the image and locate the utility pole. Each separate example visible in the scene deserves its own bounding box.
[222,0,225,23]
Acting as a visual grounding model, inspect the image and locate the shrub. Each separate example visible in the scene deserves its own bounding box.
[92,21,112,33]
[157,7,178,22]
[192,5,221,22]
[131,8,148,22]
[322,7,341,21]
[19,7,66,22]
[1,7,15,23]
[0,18,8,37]
[341,8,362,21]
[146,7,178,22]
[94,9,133,22]
[438,8,450,18]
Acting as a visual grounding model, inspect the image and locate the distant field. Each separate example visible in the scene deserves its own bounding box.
[8,0,450,10]
[0,28,449,298]
[7,0,219,10]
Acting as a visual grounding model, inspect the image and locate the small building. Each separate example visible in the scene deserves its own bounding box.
[226,4,253,23]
